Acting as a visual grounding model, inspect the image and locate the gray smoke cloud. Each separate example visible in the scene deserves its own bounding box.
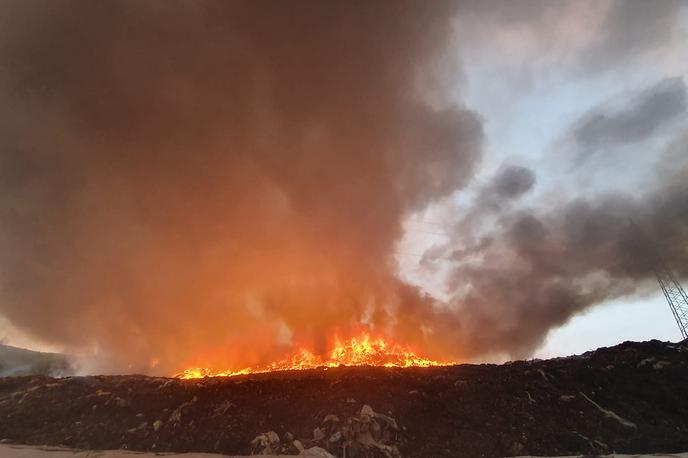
[490,166,536,200]
[570,77,686,160]
[451,0,687,102]
[422,80,688,358]
[581,0,686,74]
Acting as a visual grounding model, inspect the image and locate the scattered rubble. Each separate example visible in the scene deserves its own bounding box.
[0,339,686,457]
[249,404,400,457]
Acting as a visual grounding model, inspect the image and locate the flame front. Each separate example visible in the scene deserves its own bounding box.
[177,333,455,379]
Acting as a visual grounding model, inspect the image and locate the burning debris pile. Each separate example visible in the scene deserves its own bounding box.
[250,404,401,457]
[0,339,687,457]
[178,333,455,379]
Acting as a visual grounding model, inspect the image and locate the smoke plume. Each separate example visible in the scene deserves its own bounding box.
[0,1,686,373]
[0,1,482,373]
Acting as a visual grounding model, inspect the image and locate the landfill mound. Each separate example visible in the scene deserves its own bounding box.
[0,339,687,457]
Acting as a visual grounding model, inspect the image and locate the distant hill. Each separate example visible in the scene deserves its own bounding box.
[0,344,73,377]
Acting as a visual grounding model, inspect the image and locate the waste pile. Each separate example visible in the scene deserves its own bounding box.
[250,404,401,457]
[0,339,687,457]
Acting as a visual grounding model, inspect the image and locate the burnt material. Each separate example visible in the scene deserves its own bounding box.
[0,339,687,457]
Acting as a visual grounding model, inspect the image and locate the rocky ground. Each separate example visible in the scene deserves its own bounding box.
[0,340,687,457]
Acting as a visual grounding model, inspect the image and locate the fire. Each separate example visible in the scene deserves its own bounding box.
[177,333,455,379]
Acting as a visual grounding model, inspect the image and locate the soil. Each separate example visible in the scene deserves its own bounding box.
[0,339,687,457]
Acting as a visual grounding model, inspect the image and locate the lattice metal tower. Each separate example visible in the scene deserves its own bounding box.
[629,218,688,340]
[654,260,688,340]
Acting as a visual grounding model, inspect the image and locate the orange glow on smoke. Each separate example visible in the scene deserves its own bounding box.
[176,332,455,379]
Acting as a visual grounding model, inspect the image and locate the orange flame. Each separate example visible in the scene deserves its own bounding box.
[176,333,455,379]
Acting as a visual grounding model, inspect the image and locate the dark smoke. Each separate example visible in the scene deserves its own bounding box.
[0,0,482,373]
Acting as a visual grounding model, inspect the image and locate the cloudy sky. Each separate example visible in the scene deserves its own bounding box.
[399,0,688,359]
[0,0,686,373]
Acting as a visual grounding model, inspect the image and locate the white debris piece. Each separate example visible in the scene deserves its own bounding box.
[265,431,279,444]
[360,404,375,418]
[537,369,550,382]
[250,430,280,455]
[579,392,637,429]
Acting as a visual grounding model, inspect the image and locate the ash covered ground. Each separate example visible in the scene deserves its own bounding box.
[0,340,687,457]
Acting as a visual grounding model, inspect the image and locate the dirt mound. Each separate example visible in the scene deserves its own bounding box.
[0,340,687,457]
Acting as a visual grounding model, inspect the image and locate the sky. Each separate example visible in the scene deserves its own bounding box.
[398,0,688,360]
[0,0,687,373]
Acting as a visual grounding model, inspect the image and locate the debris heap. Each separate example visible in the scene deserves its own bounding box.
[0,339,686,457]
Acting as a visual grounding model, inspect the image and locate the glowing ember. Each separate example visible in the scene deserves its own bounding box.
[176,333,455,379]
